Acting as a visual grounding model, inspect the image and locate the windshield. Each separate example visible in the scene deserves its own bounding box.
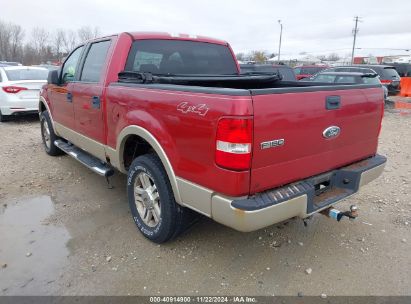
[5,68,48,81]
[125,40,238,75]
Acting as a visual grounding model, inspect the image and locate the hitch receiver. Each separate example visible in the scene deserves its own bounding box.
[321,205,358,222]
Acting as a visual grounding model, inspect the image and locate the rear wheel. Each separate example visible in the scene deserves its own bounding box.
[40,111,63,156]
[127,154,195,243]
[0,110,9,122]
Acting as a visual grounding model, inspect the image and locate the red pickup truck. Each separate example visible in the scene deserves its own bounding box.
[39,32,386,243]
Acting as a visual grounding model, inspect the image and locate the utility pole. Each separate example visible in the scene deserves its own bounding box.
[278,20,283,63]
[351,16,362,64]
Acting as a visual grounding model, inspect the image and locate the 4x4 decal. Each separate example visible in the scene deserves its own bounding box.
[177,102,209,116]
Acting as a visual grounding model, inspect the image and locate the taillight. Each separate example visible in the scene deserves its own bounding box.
[380,80,392,85]
[2,86,28,94]
[215,118,253,171]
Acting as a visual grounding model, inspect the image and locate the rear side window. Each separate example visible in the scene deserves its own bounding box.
[80,40,111,82]
[5,68,48,81]
[125,40,238,75]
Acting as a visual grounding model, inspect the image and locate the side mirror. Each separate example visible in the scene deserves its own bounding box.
[48,70,60,85]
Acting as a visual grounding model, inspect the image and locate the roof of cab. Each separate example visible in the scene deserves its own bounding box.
[127,32,228,46]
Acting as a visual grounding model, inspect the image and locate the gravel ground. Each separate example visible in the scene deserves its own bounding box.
[0,110,410,296]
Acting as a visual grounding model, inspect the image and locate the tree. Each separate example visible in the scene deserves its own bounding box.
[53,29,66,61]
[251,51,268,63]
[22,44,37,65]
[9,24,24,61]
[0,20,12,60]
[77,26,101,42]
[327,53,340,61]
[317,55,327,61]
[63,30,78,53]
[31,27,49,63]
[0,19,105,64]
[236,52,245,62]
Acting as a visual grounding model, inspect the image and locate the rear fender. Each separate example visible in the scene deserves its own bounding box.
[112,111,181,204]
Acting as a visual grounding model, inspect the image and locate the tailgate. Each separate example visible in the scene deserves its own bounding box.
[250,85,384,194]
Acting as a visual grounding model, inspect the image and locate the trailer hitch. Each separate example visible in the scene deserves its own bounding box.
[321,205,358,222]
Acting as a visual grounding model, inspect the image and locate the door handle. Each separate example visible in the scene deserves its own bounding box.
[67,92,73,103]
[326,96,341,110]
[91,96,101,109]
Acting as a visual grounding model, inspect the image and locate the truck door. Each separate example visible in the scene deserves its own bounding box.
[71,39,112,145]
[49,45,84,129]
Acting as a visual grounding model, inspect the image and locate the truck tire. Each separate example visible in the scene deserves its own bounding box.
[127,154,195,243]
[40,111,63,156]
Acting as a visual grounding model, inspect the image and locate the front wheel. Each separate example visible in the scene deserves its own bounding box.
[127,154,194,243]
[40,111,63,156]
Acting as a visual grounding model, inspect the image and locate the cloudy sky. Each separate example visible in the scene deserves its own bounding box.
[2,0,411,58]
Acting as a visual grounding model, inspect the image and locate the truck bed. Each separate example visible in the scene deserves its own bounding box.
[109,74,383,196]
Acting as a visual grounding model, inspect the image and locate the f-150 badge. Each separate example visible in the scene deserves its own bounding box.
[177,102,209,116]
[260,139,285,150]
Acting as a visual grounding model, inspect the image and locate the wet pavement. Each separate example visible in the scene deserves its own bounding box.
[0,196,70,295]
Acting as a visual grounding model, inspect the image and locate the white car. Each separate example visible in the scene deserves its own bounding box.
[0,66,48,122]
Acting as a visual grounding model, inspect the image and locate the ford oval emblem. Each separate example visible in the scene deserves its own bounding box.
[323,126,341,139]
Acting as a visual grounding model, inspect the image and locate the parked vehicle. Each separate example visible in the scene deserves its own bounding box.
[294,65,328,80]
[326,65,401,95]
[39,32,386,243]
[385,63,411,77]
[0,66,48,121]
[240,64,297,81]
[310,71,388,100]
[0,61,22,66]
[35,64,60,71]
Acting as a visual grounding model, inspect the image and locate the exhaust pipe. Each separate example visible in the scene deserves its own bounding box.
[321,205,358,222]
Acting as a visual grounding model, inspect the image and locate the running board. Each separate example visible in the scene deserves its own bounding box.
[54,140,114,177]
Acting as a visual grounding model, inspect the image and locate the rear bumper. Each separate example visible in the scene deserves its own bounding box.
[385,84,401,95]
[211,154,386,232]
[0,106,38,115]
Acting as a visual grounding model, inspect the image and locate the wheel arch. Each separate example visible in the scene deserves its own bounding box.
[39,96,56,130]
[114,125,182,204]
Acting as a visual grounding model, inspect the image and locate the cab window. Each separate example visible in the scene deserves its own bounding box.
[61,46,84,84]
[80,40,111,82]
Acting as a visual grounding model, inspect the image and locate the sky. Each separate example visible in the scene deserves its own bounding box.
[1,0,411,58]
